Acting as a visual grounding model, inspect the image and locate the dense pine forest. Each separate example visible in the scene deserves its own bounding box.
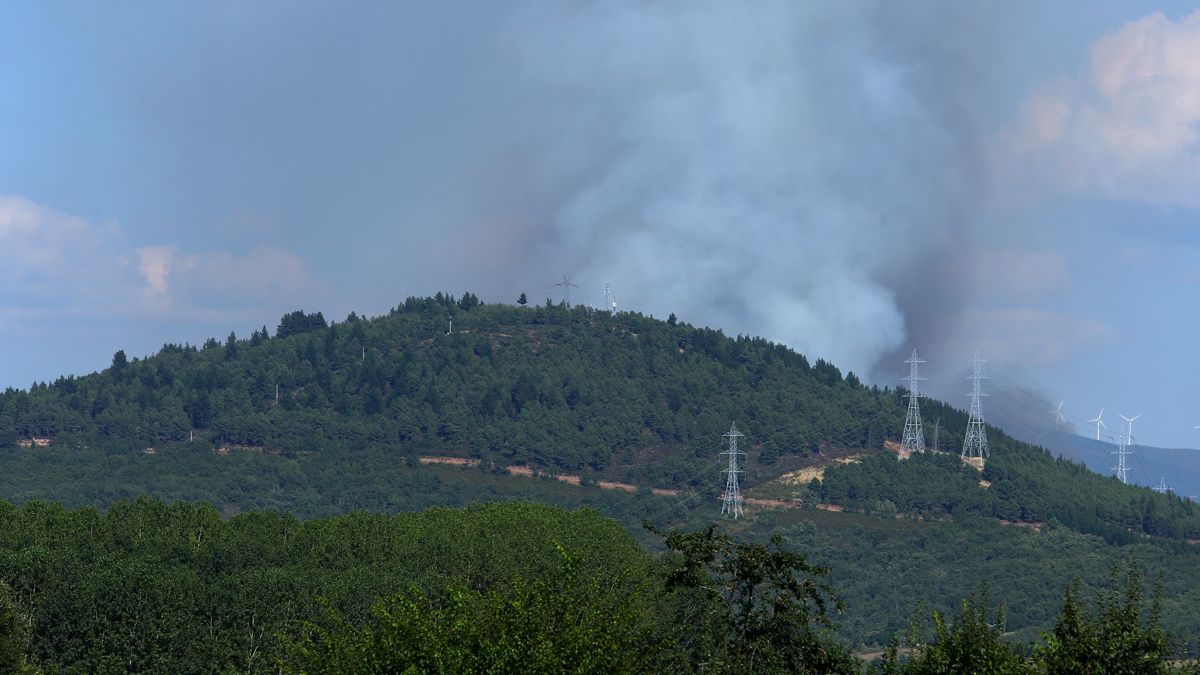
[2,295,1196,540]
[0,294,1198,669]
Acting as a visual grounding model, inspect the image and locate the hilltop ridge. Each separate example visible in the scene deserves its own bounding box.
[0,293,1195,544]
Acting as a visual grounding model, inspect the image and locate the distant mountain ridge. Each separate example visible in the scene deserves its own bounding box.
[1031,429,1200,500]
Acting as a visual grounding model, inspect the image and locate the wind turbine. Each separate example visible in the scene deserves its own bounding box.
[1119,414,1141,445]
[1088,408,1105,441]
[1052,401,1065,429]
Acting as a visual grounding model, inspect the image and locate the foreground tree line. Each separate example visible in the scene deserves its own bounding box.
[0,498,1188,673]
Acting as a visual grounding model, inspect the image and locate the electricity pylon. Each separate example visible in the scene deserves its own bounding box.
[721,423,746,519]
[555,274,579,307]
[962,350,990,460]
[900,349,926,454]
[1111,430,1131,484]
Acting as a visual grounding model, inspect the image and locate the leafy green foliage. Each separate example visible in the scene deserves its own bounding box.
[879,585,1029,674]
[650,523,859,674]
[0,494,1187,673]
[1034,562,1167,674]
[287,546,658,674]
[0,580,34,674]
[0,499,647,673]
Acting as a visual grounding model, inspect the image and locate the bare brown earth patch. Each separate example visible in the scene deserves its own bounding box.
[998,519,1043,532]
[419,456,480,468]
[776,454,864,485]
[422,456,678,496]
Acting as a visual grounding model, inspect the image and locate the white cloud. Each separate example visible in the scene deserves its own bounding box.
[1004,10,1200,207]
[0,195,313,324]
[136,245,191,299]
[0,196,125,304]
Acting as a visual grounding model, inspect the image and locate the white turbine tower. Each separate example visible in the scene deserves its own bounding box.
[1052,401,1065,429]
[1088,408,1106,441]
[1119,414,1141,446]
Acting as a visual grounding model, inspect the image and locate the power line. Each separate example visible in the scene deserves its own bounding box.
[721,422,746,519]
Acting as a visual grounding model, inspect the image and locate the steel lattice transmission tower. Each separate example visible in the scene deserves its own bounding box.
[962,350,990,460]
[555,274,579,307]
[720,423,746,519]
[1111,430,1132,484]
[900,349,926,454]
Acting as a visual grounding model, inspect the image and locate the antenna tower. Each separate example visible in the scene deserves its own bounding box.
[721,423,746,519]
[1111,430,1131,484]
[933,417,941,453]
[900,349,926,454]
[602,283,611,312]
[962,350,990,460]
[555,274,579,307]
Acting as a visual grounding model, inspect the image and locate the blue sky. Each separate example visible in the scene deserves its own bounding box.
[1,2,1198,448]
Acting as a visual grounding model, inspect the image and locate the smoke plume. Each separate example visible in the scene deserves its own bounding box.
[484,1,1011,378]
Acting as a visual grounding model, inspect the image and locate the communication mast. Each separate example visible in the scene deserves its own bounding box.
[900,349,926,454]
[962,350,990,461]
[721,423,746,519]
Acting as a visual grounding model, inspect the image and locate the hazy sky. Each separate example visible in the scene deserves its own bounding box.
[2,2,1199,448]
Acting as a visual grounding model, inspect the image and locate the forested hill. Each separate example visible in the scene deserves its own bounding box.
[0,293,1196,541]
[2,294,896,474]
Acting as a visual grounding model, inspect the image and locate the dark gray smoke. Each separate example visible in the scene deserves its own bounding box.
[16,2,1028,385]
[481,1,1023,378]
